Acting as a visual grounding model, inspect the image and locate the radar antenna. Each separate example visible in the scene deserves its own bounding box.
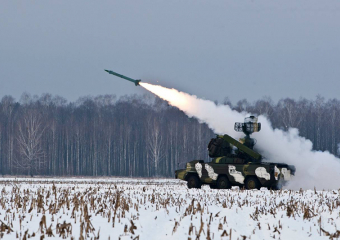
[234,116,261,149]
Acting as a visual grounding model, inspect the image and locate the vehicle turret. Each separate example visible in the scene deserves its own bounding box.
[208,116,262,162]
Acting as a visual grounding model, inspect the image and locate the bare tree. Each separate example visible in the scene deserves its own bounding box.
[277,98,304,130]
[313,95,325,150]
[254,97,274,117]
[1,92,340,177]
[147,116,165,175]
[15,109,46,176]
[234,99,250,112]
[0,122,2,175]
[1,95,16,174]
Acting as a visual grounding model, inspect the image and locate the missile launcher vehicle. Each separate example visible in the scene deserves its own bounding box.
[175,116,296,190]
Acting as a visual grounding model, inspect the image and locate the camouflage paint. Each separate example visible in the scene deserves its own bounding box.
[205,164,218,180]
[228,165,245,184]
[195,163,203,178]
[281,168,291,180]
[255,167,271,181]
[274,166,280,180]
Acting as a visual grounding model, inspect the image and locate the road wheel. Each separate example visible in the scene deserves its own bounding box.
[217,176,231,189]
[187,175,201,189]
[245,177,261,190]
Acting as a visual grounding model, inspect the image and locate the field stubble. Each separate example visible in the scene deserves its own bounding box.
[0,178,339,240]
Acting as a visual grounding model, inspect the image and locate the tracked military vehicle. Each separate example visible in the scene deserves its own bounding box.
[175,116,295,190]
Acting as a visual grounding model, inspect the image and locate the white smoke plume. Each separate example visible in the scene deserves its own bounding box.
[140,82,340,190]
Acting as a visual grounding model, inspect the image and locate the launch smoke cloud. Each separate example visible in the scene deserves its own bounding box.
[140,82,340,190]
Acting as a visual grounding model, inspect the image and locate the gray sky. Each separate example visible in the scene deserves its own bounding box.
[1,0,340,104]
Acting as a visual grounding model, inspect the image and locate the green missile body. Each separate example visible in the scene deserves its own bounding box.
[104,69,141,86]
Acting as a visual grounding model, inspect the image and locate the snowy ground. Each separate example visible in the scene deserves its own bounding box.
[0,178,339,240]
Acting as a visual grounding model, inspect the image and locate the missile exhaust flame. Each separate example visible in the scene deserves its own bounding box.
[140,82,340,190]
[140,82,191,112]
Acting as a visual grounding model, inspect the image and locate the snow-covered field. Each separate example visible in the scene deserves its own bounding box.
[0,178,339,240]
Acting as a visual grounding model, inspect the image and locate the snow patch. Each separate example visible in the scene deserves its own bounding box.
[0,178,339,240]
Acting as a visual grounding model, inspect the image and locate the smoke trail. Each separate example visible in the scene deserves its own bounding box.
[140,82,340,190]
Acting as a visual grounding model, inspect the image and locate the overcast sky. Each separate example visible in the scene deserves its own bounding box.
[1,1,339,104]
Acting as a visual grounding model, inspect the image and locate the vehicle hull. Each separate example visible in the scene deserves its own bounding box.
[175,159,295,189]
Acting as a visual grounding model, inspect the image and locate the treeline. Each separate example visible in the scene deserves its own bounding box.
[0,93,339,177]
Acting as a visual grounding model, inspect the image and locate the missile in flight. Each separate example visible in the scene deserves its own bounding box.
[104,69,141,86]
